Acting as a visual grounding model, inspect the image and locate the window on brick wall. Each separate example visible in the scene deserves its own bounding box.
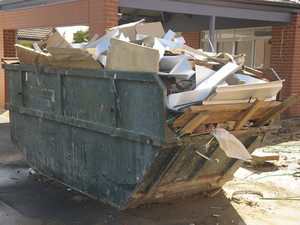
[201,27,272,68]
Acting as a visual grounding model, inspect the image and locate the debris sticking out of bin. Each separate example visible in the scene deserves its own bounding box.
[10,19,299,139]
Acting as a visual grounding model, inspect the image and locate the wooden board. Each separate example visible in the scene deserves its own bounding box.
[106,38,159,73]
[15,44,51,66]
[254,94,299,127]
[233,99,264,131]
[178,112,210,136]
[47,47,86,55]
[1,57,20,64]
[45,31,72,48]
[172,101,281,128]
[14,44,102,70]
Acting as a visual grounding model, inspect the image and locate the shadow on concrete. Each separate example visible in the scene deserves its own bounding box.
[0,122,247,225]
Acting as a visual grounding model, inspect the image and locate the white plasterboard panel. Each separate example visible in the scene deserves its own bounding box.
[169,56,194,78]
[93,32,129,60]
[175,36,186,44]
[108,18,144,30]
[164,30,176,41]
[94,39,110,60]
[97,55,107,67]
[195,65,215,86]
[86,34,99,48]
[160,55,185,71]
[106,38,159,73]
[107,19,145,41]
[167,62,241,109]
[135,22,165,38]
[168,87,211,110]
[152,38,165,61]
[157,38,182,49]
[136,34,149,40]
[195,62,241,90]
[87,28,120,48]
[233,74,267,84]
[71,43,87,50]
[207,80,284,101]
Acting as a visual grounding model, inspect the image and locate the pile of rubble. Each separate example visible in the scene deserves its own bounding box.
[9,19,298,137]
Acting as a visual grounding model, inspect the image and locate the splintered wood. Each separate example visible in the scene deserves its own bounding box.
[172,100,286,136]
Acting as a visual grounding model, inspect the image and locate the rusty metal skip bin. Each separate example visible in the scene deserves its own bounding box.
[4,64,275,209]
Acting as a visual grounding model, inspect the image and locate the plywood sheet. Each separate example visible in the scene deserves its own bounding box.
[106,38,159,73]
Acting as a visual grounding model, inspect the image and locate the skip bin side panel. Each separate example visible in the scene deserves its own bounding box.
[9,111,161,208]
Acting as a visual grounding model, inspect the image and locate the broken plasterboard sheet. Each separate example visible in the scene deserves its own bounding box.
[45,30,72,48]
[93,31,128,60]
[233,74,268,85]
[164,30,176,41]
[175,36,186,44]
[86,33,99,47]
[107,18,144,41]
[206,80,284,101]
[157,38,182,50]
[212,128,252,161]
[160,55,186,71]
[160,55,194,79]
[167,62,241,109]
[71,43,87,51]
[136,34,149,40]
[87,28,120,49]
[195,65,215,86]
[152,38,165,61]
[135,22,165,38]
[169,56,194,78]
[106,38,159,73]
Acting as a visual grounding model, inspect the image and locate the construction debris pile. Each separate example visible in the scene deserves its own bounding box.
[9,20,299,138]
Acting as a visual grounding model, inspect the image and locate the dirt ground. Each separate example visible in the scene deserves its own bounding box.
[1,111,300,225]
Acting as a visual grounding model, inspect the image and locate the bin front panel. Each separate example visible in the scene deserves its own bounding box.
[63,75,115,126]
[115,78,165,140]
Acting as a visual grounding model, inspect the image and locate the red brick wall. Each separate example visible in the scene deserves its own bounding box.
[3,30,16,105]
[0,0,119,108]
[270,14,300,116]
[182,31,201,49]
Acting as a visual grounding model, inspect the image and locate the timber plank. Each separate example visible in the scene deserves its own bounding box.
[254,94,299,127]
[178,112,210,136]
[233,99,265,131]
[172,101,281,128]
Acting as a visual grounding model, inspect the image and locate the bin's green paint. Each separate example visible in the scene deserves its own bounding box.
[4,64,269,209]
